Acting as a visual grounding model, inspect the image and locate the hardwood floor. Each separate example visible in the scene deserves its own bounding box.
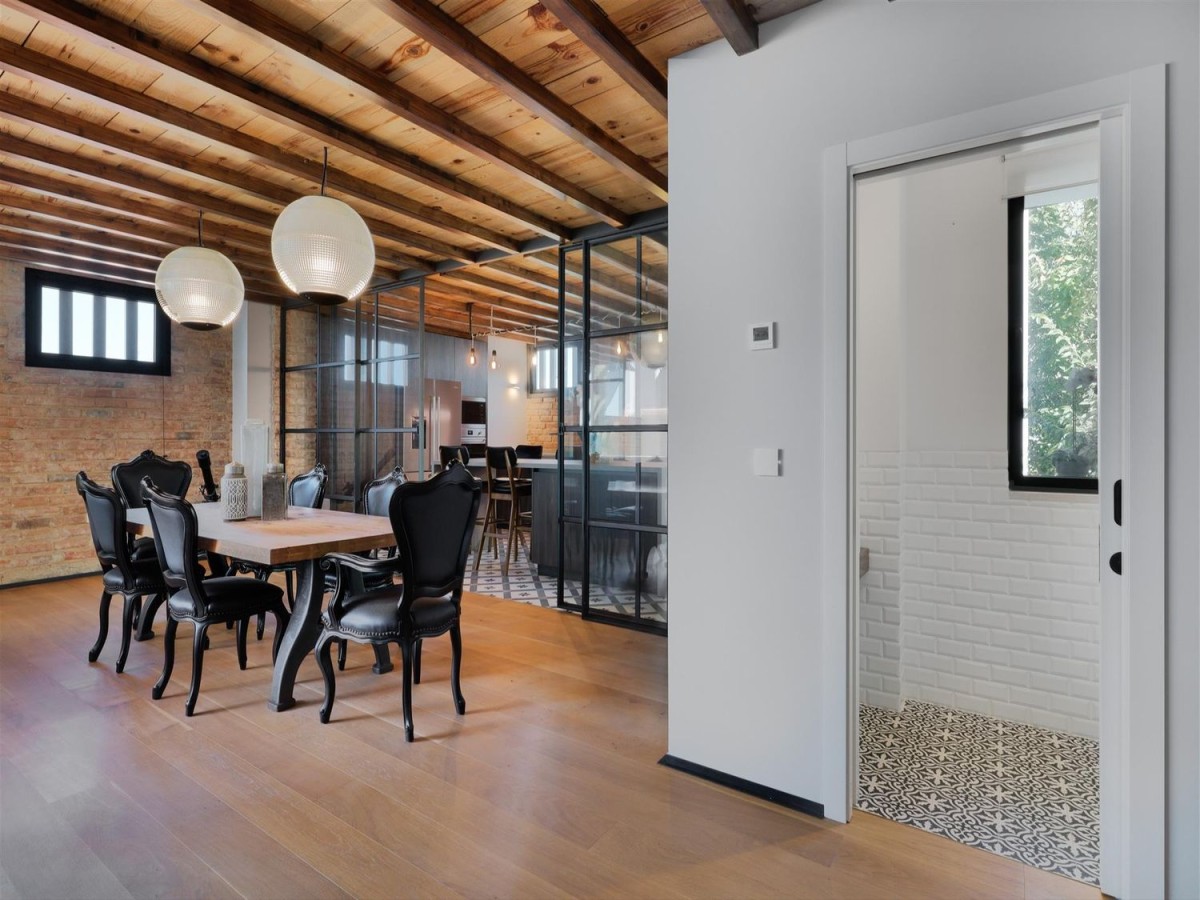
[0,576,1098,899]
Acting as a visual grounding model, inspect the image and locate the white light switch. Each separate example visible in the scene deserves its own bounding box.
[753,448,782,477]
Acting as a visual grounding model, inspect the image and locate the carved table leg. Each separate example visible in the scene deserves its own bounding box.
[268,558,323,712]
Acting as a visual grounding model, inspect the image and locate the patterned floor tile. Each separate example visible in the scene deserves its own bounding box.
[859,701,1099,885]
[464,541,667,623]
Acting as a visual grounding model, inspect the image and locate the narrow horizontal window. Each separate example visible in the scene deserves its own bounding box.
[24,268,171,376]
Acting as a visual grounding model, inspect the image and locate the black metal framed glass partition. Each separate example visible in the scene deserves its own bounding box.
[280,282,427,512]
[556,228,668,633]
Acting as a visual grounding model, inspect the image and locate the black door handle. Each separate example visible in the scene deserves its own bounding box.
[1109,551,1122,575]
[1114,479,1122,526]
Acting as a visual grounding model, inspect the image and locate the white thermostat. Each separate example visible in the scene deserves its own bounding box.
[749,322,775,350]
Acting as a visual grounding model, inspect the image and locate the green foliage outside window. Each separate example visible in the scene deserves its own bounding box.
[1024,197,1099,479]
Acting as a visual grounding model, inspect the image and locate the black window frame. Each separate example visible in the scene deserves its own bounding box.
[24,268,172,376]
[1006,195,1098,495]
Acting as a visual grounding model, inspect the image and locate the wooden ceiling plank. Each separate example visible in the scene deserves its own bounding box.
[4,0,566,238]
[363,0,668,201]
[538,0,667,117]
[0,37,519,251]
[170,0,631,227]
[0,91,476,262]
[699,0,758,56]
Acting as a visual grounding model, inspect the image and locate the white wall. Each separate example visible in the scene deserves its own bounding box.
[485,335,529,447]
[668,3,1197,894]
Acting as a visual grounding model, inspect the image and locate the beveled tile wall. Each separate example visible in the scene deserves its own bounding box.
[858,448,1102,737]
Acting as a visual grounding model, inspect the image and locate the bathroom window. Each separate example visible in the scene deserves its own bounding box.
[24,268,171,376]
[1007,187,1098,492]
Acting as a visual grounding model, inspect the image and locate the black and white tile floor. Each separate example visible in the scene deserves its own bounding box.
[859,701,1099,885]
[465,541,666,623]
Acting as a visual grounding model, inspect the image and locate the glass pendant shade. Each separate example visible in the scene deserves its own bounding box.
[271,195,374,305]
[639,328,668,368]
[154,245,244,331]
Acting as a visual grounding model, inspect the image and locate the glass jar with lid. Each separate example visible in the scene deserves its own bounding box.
[261,462,287,521]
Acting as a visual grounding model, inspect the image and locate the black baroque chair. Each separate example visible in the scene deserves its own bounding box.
[110,449,194,636]
[141,477,290,717]
[76,471,168,673]
[316,464,481,742]
[439,445,471,470]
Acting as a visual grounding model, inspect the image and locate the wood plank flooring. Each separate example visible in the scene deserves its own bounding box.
[0,576,1098,899]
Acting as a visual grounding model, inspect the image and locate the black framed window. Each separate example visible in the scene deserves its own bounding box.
[528,340,579,394]
[1007,187,1098,493]
[24,268,171,376]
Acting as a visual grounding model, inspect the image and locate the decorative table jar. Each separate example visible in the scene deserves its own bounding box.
[220,462,248,521]
[242,419,269,517]
[261,462,287,521]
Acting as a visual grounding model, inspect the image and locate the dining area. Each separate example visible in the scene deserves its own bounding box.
[75,446,481,743]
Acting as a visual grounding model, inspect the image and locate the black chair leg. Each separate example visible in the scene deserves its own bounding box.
[337,639,347,671]
[400,639,415,742]
[185,624,207,717]
[152,616,177,700]
[256,611,265,641]
[135,592,164,641]
[315,633,336,724]
[89,590,112,662]
[115,594,141,674]
[449,624,466,715]
[413,638,423,685]
[285,570,295,608]
[235,617,249,670]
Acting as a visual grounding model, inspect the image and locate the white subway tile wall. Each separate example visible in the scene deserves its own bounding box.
[858,450,1101,738]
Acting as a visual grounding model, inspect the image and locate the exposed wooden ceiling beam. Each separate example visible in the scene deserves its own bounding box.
[365,0,668,201]
[0,246,282,304]
[6,0,565,237]
[170,0,630,228]
[700,0,759,56]
[0,191,309,276]
[0,133,435,274]
[0,37,520,252]
[0,94,474,264]
[538,0,668,117]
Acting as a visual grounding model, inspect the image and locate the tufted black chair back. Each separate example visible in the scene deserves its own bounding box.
[391,464,481,606]
[514,444,543,460]
[289,463,328,509]
[77,471,134,582]
[363,466,407,517]
[111,449,192,508]
[141,477,206,616]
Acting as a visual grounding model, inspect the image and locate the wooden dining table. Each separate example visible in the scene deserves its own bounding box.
[126,503,397,712]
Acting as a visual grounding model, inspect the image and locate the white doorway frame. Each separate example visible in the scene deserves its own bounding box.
[819,67,1165,898]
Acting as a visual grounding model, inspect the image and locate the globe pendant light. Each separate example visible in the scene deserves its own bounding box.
[639,326,668,369]
[154,212,244,331]
[272,148,374,305]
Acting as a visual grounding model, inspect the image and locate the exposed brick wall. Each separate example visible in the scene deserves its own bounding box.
[525,393,558,455]
[0,260,232,585]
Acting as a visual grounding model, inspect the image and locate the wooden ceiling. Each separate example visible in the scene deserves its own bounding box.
[0,0,813,340]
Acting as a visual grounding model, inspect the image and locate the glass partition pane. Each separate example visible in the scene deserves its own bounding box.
[285,370,317,430]
[316,433,355,503]
[588,437,667,529]
[587,336,668,427]
[318,364,356,430]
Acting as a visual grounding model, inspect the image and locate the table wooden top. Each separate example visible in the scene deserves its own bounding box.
[126,503,396,566]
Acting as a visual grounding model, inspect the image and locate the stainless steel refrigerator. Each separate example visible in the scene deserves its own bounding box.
[403,379,461,478]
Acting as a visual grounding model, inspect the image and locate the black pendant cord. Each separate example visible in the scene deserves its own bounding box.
[321,147,329,196]
[197,211,204,248]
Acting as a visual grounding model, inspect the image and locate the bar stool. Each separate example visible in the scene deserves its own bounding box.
[473,447,531,576]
